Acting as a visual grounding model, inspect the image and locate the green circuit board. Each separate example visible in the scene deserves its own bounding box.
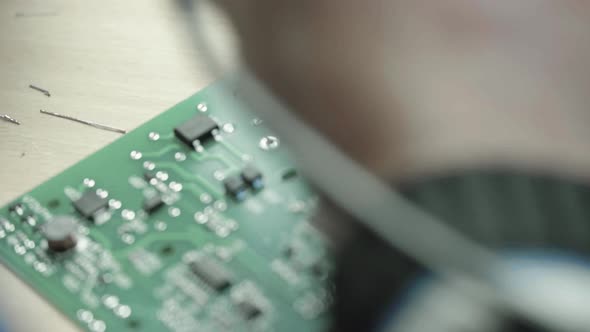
[0,77,332,332]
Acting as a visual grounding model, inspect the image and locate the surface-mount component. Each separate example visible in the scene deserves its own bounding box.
[9,203,25,216]
[174,114,218,147]
[143,195,165,214]
[224,176,248,201]
[21,214,37,227]
[281,169,298,182]
[73,190,108,220]
[41,216,78,252]
[236,299,263,320]
[241,166,264,191]
[188,254,233,292]
[144,172,156,182]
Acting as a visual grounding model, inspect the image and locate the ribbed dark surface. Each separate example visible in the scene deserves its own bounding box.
[402,171,590,252]
[331,171,590,332]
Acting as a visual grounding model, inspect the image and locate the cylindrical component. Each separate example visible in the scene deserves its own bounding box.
[42,216,78,252]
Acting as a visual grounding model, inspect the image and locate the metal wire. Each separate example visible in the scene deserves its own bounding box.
[0,114,20,125]
[40,110,126,134]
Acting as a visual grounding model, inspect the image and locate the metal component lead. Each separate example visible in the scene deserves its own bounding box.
[40,110,127,134]
[29,84,51,97]
[15,11,58,18]
[0,114,20,125]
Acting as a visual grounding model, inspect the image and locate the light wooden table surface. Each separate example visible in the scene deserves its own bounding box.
[0,1,221,330]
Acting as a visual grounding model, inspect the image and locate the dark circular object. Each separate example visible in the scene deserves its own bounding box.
[47,199,61,209]
[127,319,141,329]
[160,245,175,256]
[42,216,78,252]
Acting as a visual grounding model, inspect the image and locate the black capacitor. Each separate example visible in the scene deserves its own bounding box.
[42,216,78,252]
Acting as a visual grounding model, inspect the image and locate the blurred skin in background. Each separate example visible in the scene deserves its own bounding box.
[218,0,590,182]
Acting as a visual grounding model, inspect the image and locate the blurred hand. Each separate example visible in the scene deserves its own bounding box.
[218,0,590,181]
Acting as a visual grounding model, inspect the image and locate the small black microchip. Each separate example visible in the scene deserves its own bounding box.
[174,114,218,147]
[241,166,264,191]
[9,203,25,216]
[20,213,35,224]
[236,300,263,320]
[281,169,298,181]
[224,176,248,201]
[144,172,156,182]
[143,195,164,214]
[188,255,233,291]
[73,190,108,220]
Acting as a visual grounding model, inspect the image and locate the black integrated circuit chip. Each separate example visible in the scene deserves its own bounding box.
[144,172,156,182]
[281,169,298,181]
[188,255,233,291]
[9,203,24,215]
[143,195,164,214]
[73,190,108,220]
[236,300,263,320]
[224,176,248,201]
[174,114,218,147]
[241,166,264,191]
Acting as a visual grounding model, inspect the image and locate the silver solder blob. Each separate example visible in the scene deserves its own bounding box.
[197,103,208,112]
[148,132,160,141]
[222,123,235,133]
[175,152,187,162]
[83,178,96,188]
[130,151,142,160]
[259,136,280,151]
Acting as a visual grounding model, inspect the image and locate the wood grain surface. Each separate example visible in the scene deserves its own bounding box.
[0,1,223,330]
